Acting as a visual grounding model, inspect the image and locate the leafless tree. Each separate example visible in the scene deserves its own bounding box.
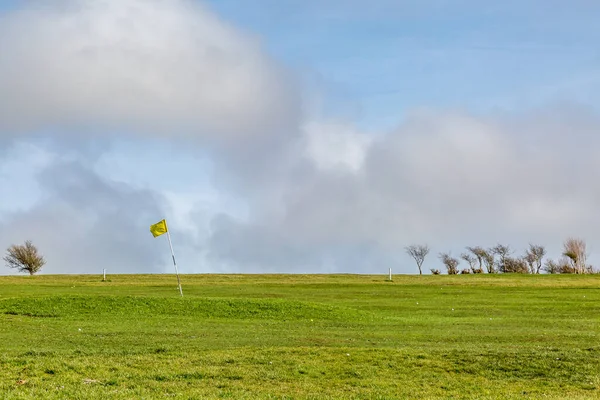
[562,238,588,274]
[524,244,546,274]
[524,252,536,274]
[492,244,512,273]
[439,252,460,275]
[482,249,496,273]
[466,246,486,273]
[4,240,45,275]
[405,244,430,275]
[461,252,480,273]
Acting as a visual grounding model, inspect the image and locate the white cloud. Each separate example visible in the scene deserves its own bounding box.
[303,121,372,173]
[0,0,299,147]
[205,106,600,272]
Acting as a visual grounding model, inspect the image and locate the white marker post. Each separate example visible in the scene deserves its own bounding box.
[103,268,106,282]
[389,268,392,281]
[166,230,183,297]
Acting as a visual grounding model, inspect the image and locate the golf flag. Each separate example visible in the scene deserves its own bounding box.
[149,218,183,297]
[150,219,168,238]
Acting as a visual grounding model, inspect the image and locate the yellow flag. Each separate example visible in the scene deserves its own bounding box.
[150,219,168,237]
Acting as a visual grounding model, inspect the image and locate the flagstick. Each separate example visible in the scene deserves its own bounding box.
[166,230,183,297]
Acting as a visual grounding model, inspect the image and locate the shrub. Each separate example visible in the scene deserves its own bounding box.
[439,253,460,275]
[543,259,559,274]
[503,257,529,274]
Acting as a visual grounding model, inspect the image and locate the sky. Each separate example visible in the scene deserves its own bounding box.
[1,0,600,275]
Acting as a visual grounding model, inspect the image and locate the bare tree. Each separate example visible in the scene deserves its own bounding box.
[461,252,480,273]
[492,244,512,273]
[524,252,536,274]
[405,244,430,275]
[439,252,460,275]
[562,238,588,274]
[466,246,486,273]
[482,249,496,274]
[524,244,546,274]
[4,240,45,275]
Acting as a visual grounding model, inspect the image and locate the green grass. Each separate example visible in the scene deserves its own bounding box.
[0,274,599,399]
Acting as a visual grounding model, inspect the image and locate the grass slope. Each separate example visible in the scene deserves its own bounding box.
[0,274,599,399]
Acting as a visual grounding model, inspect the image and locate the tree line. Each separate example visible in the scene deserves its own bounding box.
[405,238,595,275]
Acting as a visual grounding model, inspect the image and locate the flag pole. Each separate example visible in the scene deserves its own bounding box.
[166,230,183,297]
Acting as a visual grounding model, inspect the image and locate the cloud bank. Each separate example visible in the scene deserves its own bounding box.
[205,106,600,272]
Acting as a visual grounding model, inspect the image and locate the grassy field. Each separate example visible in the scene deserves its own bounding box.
[0,274,599,399]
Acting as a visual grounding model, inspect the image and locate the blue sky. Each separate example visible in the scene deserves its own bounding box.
[1,0,600,274]
[206,0,600,128]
